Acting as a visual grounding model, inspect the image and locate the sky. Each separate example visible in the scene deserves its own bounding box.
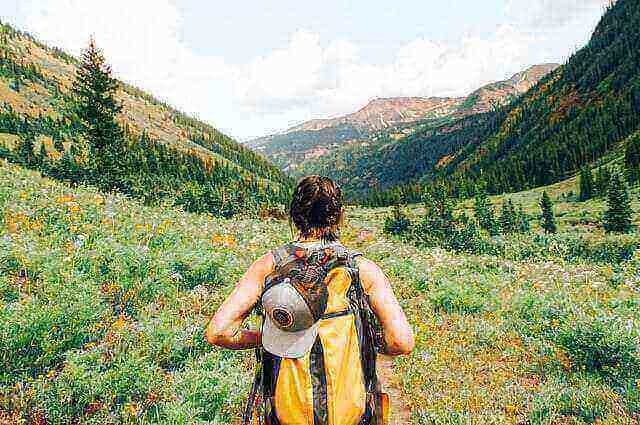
[0,0,611,141]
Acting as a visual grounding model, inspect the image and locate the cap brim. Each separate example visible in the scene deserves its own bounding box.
[262,313,320,359]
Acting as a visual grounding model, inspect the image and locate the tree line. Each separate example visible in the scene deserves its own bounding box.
[0,33,292,216]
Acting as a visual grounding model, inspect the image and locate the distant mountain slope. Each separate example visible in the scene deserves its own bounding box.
[0,20,292,212]
[312,0,640,202]
[457,63,560,114]
[248,64,558,172]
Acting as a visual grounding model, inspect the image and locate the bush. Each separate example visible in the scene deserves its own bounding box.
[383,206,411,235]
[528,382,616,424]
[553,316,640,382]
[429,280,488,315]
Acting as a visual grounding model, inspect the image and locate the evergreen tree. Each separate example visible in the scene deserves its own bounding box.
[9,77,20,92]
[625,132,640,184]
[53,137,64,154]
[384,206,412,235]
[421,182,455,241]
[603,169,633,233]
[38,141,47,164]
[15,133,36,166]
[517,205,530,233]
[70,38,126,190]
[539,191,557,234]
[473,190,498,235]
[579,166,594,201]
[499,199,517,234]
[595,166,611,197]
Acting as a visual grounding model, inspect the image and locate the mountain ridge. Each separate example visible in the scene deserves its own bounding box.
[248,63,559,172]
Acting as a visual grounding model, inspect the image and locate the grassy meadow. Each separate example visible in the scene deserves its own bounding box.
[1,160,640,424]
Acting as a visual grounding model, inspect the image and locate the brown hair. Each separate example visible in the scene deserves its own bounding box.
[290,176,343,241]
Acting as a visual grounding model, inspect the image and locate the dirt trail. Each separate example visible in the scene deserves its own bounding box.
[377,355,413,424]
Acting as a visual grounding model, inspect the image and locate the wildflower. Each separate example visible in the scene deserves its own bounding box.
[94,195,104,205]
[126,402,142,417]
[112,317,127,329]
[135,223,143,231]
[158,227,165,236]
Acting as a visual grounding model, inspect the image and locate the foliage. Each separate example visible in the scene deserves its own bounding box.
[473,190,498,236]
[554,315,640,383]
[69,39,127,191]
[499,198,517,234]
[625,131,640,184]
[383,206,411,235]
[0,24,293,217]
[0,163,281,423]
[603,169,633,233]
[322,0,640,205]
[580,166,595,201]
[428,279,488,315]
[539,191,557,234]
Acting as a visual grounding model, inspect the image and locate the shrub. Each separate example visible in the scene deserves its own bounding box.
[383,206,411,235]
[528,382,615,424]
[429,280,487,315]
[553,316,640,382]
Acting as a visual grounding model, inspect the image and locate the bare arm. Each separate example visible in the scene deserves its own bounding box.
[357,257,414,356]
[205,251,274,350]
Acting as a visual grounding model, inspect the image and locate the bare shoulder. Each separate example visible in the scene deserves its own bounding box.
[354,256,387,293]
[250,250,276,275]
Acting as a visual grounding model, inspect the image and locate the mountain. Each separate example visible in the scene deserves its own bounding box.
[308,0,640,204]
[248,63,559,172]
[0,20,292,214]
[456,63,560,114]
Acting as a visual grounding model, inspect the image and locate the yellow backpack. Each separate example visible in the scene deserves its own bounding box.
[243,242,388,425]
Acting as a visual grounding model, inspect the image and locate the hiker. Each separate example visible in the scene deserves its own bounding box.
[206,175,414,425]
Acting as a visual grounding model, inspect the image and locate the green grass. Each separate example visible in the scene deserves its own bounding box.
[1,160,640,424]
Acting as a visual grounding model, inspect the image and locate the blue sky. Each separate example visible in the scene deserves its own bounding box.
[0,0,610,141]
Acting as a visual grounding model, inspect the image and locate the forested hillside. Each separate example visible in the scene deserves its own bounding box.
[314,0,640,204]
[248,64,557,175]
[0,20,292,216]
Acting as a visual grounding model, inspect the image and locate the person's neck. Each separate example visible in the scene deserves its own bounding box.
[296,234,335,244]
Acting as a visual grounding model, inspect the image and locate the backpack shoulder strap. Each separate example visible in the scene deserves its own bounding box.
[271,243,293,271]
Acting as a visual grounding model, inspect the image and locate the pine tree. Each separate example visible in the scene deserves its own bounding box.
[38,141,47,164]
[70,38,126,189]
[473,190,498,235]
[421,182,455,240]
[579,166,594,201]
[625,132,640,184]
[384,206,411,235]
[15,134,35,166]
[499,199,517,234]
[595,166,611,197]
[53,137,64,154]
[9,77,20,92]
[603,169,633,233]
[539,191,557,234]
[517,205,530,233]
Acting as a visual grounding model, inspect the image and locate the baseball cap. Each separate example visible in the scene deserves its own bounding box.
[262,278,322,358]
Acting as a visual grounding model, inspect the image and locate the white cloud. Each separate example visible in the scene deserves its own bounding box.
[0,0,609,140]
[505,0,611,29]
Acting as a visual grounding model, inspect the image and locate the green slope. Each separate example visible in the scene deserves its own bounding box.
[0,20,293,214]
[319,0,640,201]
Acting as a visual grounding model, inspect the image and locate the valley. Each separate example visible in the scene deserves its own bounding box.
[248,64,559,175]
